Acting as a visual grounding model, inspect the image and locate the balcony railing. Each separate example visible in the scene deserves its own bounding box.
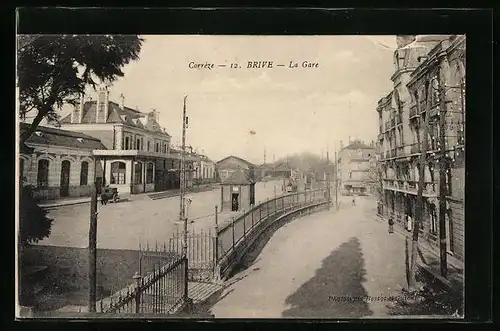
[409,105,419,119]
[410,143,420,154]
[383,177,437,197]
[396,113,402,125]
[429,104,439,118]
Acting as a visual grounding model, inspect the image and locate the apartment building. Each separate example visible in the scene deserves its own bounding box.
[377,35,465,261]
[337,139,376,196]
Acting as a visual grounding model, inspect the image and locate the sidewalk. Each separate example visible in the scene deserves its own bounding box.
[38,184,218,208]
[373,212,464,294]
[208,198,412,318]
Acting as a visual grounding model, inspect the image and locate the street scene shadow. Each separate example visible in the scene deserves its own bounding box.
[281,237,373,318]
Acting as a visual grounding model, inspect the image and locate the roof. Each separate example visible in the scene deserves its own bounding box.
[342,141,375,150]
[221,169,255,185]
[216,155,255,168]
[20,123,107,150]
[60,101,171,136]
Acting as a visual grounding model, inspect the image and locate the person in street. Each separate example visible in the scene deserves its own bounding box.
[352,196,356,206]
[388,217,394,234]
[406,214,413,232]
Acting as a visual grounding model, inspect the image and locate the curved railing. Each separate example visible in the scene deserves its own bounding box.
[215,188,329,279]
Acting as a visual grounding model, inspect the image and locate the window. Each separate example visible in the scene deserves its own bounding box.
[125,137,130,150]
[134,162,143,184]
[429,203,438,234]
[147,141,150,151]
[349,172,352,179]
[80,161,89,185]
[155,143,159,153]
[136,138,141,150]
[146,163,154,184]
[111,161,126,184]
[37,159,49,187]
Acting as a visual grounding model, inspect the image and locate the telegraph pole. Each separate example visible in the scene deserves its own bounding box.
[438,68,448,278]
[180,96,188,258]
[88,183,98,312]
[410,77,434,289]
[334,148,338,210]
[326,144,331,210]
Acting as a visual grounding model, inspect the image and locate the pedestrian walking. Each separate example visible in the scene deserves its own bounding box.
[388,217,394,234]
[352,196,356,206]
[406,214,412,232]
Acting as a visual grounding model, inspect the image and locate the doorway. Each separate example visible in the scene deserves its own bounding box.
[231,193,239,211]
[60,160,71,197]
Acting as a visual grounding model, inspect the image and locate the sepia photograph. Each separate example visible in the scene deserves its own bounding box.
[16,33,466,319]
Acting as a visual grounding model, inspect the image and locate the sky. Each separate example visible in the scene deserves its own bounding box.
[64,35,397,164]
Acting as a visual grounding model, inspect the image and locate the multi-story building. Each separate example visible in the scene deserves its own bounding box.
[59,86,197,195]
[337,139,376,196]
[377,35,465,261]
[19,123,106,200]
[198,154,217,184]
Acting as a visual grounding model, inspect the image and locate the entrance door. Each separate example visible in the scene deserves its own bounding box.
[231,193,239,211]
[60,160,70,197]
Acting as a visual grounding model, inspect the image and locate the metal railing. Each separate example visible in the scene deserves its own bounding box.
[216,188,328,262]
[409,105,419,119]
[101,256,187,315]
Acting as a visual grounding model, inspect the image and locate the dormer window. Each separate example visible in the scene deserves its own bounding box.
[77,138,84,143]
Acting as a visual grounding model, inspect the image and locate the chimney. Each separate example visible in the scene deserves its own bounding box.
[119,93,125,110]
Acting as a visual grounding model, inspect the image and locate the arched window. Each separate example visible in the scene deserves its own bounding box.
[37,159,49,187]
[111,161,126,184]
[80,161,89,185]
[146,163,154,184]
[134,162,143,184]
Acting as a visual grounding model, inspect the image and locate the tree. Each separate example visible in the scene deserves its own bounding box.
[18,183,53,246]
[17,34,144,145]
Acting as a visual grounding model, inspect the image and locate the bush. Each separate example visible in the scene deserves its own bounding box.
[19,184,53,246]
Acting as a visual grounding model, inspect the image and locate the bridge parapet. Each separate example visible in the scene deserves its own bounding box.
[215,188,329,280]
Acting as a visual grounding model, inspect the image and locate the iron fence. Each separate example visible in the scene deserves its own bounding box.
[216,188,328,261]
[101,256,187,315]
[169,228,215,283]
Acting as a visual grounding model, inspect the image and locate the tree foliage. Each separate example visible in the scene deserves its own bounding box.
[19,184,54,246]
[17,34,144,143]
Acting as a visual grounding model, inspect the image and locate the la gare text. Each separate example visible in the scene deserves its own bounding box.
[188,61,319,70]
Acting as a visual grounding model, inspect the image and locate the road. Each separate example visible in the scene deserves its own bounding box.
[208,196,409,318]
[38,180,285,250]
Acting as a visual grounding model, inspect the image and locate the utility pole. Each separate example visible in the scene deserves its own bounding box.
[180,96,188,258]
[410,77,434,290]
[438,67,448,278]
[334,148,338,210]
[88,183,98,312]
[326,145,331,210]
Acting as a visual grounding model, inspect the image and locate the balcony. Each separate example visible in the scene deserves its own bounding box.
[410,143,420,154]
[383,178,437,197]
[396,146,405,157]
[395,113,402,125]
[429,104,439,118]
[409,105,419,119]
